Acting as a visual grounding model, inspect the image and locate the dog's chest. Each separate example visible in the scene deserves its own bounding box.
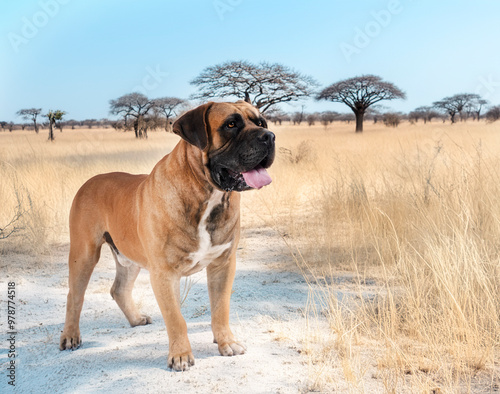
[188,191,232,270]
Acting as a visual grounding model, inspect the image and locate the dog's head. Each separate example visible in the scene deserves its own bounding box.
[173,101,275,192]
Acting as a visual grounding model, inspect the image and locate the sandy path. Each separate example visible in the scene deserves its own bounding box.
[1,227,315,393]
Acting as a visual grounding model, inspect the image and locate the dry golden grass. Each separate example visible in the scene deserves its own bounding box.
[0,128,179,253]
[248,120,500,392]
[1,120,499,392]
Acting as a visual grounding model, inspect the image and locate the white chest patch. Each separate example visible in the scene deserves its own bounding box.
[189,190,232,269]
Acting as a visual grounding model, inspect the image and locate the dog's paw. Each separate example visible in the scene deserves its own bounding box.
[168,351,195,371]
[218,341,246,357]
[59,330,82,351]
[130,314,152,327]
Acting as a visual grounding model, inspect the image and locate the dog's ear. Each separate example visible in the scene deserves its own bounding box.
[173,103,213,150]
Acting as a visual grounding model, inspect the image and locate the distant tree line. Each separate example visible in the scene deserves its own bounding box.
[6,102,500,137]
[6,114,118,132]
[5,60,500,138]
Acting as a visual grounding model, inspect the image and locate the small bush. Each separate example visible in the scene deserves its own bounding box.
[485,105,500,122]
[279,140,317,164]
[383,112,402,127]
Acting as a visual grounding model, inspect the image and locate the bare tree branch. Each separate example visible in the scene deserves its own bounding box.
[0,197,26,240]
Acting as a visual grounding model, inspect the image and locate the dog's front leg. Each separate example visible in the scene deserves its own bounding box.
[149,269,194,371]
[206,253,246,357]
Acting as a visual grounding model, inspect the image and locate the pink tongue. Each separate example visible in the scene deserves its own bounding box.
[242,167,272,189]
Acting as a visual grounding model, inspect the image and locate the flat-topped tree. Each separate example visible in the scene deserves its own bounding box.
[190,60,318,114]
[17,108,42,133]
[433,93,483,123]
[466,96,488,121]
[153,97,186,132]
[317,75,406,132]
[109,93,155,138]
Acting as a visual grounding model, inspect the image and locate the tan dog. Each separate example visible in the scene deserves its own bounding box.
[59,101,275,371]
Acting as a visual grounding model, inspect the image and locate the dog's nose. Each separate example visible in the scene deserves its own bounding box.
[258,131,275,146]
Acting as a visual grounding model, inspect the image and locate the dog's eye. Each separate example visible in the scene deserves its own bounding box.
[257,120,262,127]
[227,121,236,128]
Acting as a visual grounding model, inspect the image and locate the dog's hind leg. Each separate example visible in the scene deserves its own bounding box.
[110,254,152,327]
[59,239,102,350]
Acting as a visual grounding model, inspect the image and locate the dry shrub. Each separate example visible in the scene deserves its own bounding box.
[485,105,500,122]
[0,167,50,254]
[279,140,317,164]
[382,112,402,127]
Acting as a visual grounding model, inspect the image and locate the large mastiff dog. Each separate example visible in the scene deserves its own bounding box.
[59,101,275,371]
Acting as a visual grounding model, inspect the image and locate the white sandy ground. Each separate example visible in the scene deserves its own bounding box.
[1,224,373,394]
[7,224,496,393]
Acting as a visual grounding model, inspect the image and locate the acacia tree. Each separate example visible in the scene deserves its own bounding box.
[433,93,482,123]
[466,97,488,120]
[17,108,42,133]
[153,97,186,132]
[190,60,317,113]
[45,110,66,141]
[109,93,155,138]
[317,75,406,132]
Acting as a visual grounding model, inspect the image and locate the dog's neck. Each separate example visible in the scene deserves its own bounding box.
[150,140,218,200]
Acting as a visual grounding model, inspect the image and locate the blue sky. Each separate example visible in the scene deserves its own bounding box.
[1,0,500,122]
